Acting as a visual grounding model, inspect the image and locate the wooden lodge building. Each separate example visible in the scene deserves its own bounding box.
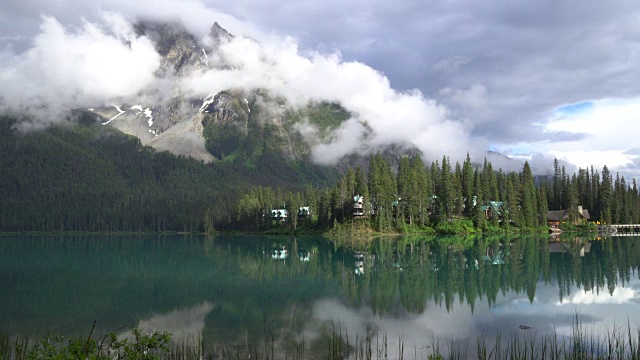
[546,205,590,228]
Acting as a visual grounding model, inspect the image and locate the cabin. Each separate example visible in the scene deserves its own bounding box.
[271,209,288,222]
[480,201,506,222]
[271,246,288,260]
[546,205,590,228]
[298,206,311,220]
[481,245,506,265]
[353,195,365,217]
[548,239,591,257]
[354,251,366,275]
[392,197,403,217]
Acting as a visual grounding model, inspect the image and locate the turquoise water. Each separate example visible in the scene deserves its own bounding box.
[1,233,639,354]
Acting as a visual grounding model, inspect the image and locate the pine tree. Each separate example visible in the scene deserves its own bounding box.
[411,154,431,226]
[599,165,613,224]
[473,169,487,230]
[438,156,454,222]
[566,175,578,224]
[462,153,475,217]
[397,156,412,224]
[552,158,562,209]
[520,161,538,228]
[537,183,549,227]
[453,161,464,217]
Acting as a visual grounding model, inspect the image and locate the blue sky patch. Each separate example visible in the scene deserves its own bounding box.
[557,101,594,115]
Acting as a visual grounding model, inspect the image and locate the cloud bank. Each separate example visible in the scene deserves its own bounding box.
[0,12,160,128]
[3,0,640,177]
[182,35,481,164]
[0,10,481,165]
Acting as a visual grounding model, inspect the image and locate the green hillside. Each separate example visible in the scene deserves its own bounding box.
[0,116,339,232]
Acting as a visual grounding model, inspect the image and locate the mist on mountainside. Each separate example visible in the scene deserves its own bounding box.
[0,13,500,169]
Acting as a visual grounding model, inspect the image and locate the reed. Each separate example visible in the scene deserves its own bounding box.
[4,317,640,360]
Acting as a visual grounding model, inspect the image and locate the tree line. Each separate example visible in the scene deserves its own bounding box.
[0,116,337,232]
[214,153,640,233]
[2,114,639,233]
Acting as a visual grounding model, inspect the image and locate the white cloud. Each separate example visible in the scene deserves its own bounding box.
[557,287,639,306]
[0,12,160,125]
[180,34,481,164]
[4,0,640,175]
[123,301,214,342]
[543,98,640,172]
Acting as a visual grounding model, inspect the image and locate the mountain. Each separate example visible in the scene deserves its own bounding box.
[82,21,419,169]
[0,21,426,232]
[0,115,340,232]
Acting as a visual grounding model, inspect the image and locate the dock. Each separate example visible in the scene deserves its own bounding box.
[600,224,640,236]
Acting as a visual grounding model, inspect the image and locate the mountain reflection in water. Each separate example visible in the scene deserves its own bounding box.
[1,233,639,356]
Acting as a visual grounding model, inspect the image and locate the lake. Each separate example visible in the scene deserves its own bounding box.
[1,233,639,358]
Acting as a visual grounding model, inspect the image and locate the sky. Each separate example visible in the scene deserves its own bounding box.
[123,277,640,357]
[1,0,640,178]
[309,278,640,357]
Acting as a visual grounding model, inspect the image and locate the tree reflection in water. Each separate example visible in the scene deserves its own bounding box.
[1,233,638,358]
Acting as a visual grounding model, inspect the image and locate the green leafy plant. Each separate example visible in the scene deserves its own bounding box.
[11,328,170,360]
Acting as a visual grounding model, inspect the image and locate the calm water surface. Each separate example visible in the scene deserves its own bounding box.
[1,233,639,356]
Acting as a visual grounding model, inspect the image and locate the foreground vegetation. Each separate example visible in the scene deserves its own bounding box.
[4,319,640,360]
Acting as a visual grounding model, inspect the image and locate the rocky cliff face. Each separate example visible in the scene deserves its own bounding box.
[88,21,222,162]
[134,22,208,76]
[84,21,412,169]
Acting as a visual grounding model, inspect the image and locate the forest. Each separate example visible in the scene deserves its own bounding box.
[218,153,640,234]
[2,115,639,234]
[0,116,338,232]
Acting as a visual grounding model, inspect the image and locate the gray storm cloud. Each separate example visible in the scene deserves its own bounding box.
[3,0,640,177]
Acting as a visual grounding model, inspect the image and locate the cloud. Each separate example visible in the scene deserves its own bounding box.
[557,287,639,306]
[432,55,471,73]
[3,0,640,175]
[123,301,214,342]
[227,0,640,175]
[0,12,160,127]
[541,98,640,175]
[1,3,482,165]
[180,34,482,164]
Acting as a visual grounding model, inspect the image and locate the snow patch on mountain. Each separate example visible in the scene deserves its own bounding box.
[103,105,126,125]
[144,108,154,126]
[202,48,208,67]
[199,94,215,113]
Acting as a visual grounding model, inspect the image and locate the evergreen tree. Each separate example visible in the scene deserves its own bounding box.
[397,157,412,224]
[453,161,464,217]
[520,161,538,228]
[566,175,579,224]
[599,165,613,224]
[411,154,431,226]
[438,156,454,222]
[552,158,562,209]
[537,183,549,227]
[462,153,475,217]
[473,169,487,230]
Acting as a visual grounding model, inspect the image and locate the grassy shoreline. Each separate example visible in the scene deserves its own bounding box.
[3,319,640,360]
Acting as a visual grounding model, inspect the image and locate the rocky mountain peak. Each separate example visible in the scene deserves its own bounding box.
[134,21,207,75]
[209,22,233,45]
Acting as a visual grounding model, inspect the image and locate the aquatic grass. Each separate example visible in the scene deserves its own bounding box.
[0,332,9,360]
[5,318,640,360]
